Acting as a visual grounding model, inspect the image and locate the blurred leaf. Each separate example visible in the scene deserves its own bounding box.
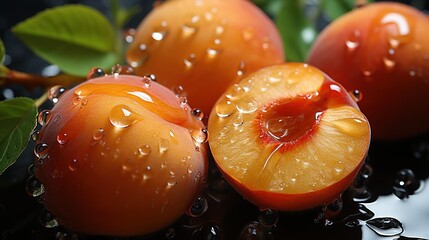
[110,0,142,29]
[0,97,37,175]
[276,0,317,62]
[322,0,374,21]
[12,4,117,77]
[0,38,4,64]
[252,0,283,17]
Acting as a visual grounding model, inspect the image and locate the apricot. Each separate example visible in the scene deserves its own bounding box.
[208,63,371,211]
[31,73,208,236]
[126,0,285,118]
[307,2,429,140]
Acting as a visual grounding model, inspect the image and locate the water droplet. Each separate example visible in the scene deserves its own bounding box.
[393,168,420,199]
[215,25,224,35]
[383,57,396,70]
[34,143,49,159]
[184,53,196,69]
[31,130,40,141]
[123,28,136,43]
[142,76,151,88]
[236,96,259,114]
[159,138,170,153]
[232,114,244,127]
[191,128,209,146]
[179,96,188,106]
[206,48,220,58]
[348,89,363,102]
[48,86,66,104]
[191,223,221,240]
[225,84,245,100]
[366,217,403,237]
[121,65,135,75]
[152,28,167,41]
[109,105,137,128]
[191,108,204,120]
[93,128,105,141]
[237,61,246,77]
[345,30,360,50]
[137,144,151,157]
[409,70,417,77]
[25,175,45,197]
[68,158,79,171]
[243,27,254,41]
[215,99,235,118]
[111,64,122,77]
[38,110,52,126]
[39,208,59,228]
[258,209,278,228]
[239,221,271,240]
[56,132,69,145]
[173,85,185,97]
[86,67,105,79]
[186,196,208,217]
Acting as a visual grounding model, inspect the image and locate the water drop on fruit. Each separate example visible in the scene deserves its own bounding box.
[173,85,185,97]
[345,30,360,50]
[152,28,168,41]
[215,25,224,35]
[184,53,197,69]
[34,143,49,159]
[68,158,79,172]
[232,114,244,127]
[236,96,259,114]
[109,105,137,128]
[179,96,188,106]
[186,196,208,217]
[31,130,40,141]
[207,48,219,58]
[225,84,245,100]
[393,168,420,199]
[366,217,403,237]
[39,208,59,228]
[142,76,151,88]
[190,128,209,146]
[215,98,235,118]
[159,138,170,153]
[237,61,247,77]
[87,67,105,79]
[48,85,66,104]
[38,109,52,126]
[348,89,363,102]
[191,108,204,121]
[137,144,151,157]
[381,12,411,48]
[93,128,105,141]
[123,28,136,43]
[25,175,45,197]
[258,209,278,228]
[121,65,135,75]
[383,57,396,70]
[111,64,122,77]
[56,132,69,145]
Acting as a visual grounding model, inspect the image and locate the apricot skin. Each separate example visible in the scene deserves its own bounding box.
[307,2,429,140]
[126,0,284,117]
[34,75,208,237]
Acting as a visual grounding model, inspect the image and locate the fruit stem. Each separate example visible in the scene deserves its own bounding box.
[35,91,48,108]
[0,68,84,89]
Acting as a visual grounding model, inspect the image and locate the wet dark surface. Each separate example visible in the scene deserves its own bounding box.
[1,0,429,240]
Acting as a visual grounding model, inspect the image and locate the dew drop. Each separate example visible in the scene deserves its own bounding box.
[190,128,209,146]
[184,53,196,69]
[159,138,170,153]
[142,76,151,88]
[232,114,244,127]
[225,84,245,100]
[236,96,259,114]
[152,30,167,41]
[86,67,105,79]
[186,196,208,217]
[121,65,135,75]
[366,217,403,237]
[383,57,396,70]
[31,130,40,141]
[93,128,105,141]
[215,25,224,35]
[68,158,79,171]
[34,143,49,159]
[56,132,69,145]
[179,96,188,106]
[109,105,137,128]
[215,99,235,118]
[206,48,219,58]
[191,108,204,121]
[173,85,185,97]
[258,209,278,228]
[38,110,52,126]
[111,64,122,77]
[348,89,363,102]
[39,208,59,228]
[147,73,157,82]
[237,61,246,77]
[138,144,151,157]
[27,164,36,176]
[25,175,45,197]
[48,85,66,104]
[345,30,360,50]
[123,28,136,43]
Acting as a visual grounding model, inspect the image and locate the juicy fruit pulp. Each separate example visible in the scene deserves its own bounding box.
[126,0,284,118]
[307,2,429,140]
[33,74,208,236]
[208,63,371,211]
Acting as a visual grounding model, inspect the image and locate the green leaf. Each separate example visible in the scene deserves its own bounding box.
[0,38,4,64]
[321,0,374,21]
[276,0,317,62]
[0,97,38,175]
[110,0,142,29]
[12,4,117,77]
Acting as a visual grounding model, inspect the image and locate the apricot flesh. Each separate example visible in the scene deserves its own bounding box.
[307,2,429,140]
[208,63,371,211]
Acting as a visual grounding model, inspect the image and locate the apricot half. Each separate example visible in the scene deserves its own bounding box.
[33,74,208,236]
[126,0,284,118]
[208,63,371,211]
[307,2,429,140]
